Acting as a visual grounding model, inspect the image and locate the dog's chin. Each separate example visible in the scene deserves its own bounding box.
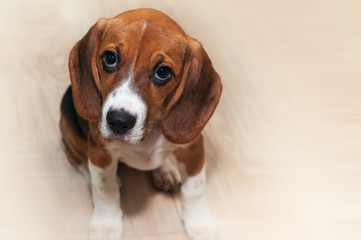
[99,128,147,145]
[122,135,145,145]
[99,120,157,145]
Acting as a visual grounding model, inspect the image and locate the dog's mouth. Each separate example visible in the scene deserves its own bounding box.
[100,117,157,145]
[99,123,146,144]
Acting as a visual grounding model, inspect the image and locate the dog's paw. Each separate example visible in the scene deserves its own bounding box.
[90,210,123,240]
[183,212,219,240]
[151,159,181,192]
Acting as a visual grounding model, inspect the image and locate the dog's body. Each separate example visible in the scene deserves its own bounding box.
[60,9,222,240]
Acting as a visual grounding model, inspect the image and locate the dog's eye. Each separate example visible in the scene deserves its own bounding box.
[151,66,173,86]
[102,51,119,73]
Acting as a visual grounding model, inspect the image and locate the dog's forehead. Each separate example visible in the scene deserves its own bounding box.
[113,9,186,35]
[100,9,188,54]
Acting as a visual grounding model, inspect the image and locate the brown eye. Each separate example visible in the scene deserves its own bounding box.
[151,66,173,86]
[102,51,119,73]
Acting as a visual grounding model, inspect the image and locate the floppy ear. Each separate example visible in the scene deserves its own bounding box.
[68,20,105,120]
[162,38,223,144]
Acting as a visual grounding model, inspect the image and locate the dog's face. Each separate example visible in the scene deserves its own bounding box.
[69,9,222,144]
[96,14,187,143]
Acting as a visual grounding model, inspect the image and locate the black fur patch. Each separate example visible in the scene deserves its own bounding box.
[60,86,89,138]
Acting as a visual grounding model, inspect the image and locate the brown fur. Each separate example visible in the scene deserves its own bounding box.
[60,9,222,175]
[162,39,222,144]
[60,114,87,165]
[88,122,112,168]
[174,135,205,176]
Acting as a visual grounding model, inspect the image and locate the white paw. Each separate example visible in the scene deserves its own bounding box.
[152,160,181,192]
[90,210,123,240]
[183,213,218,240]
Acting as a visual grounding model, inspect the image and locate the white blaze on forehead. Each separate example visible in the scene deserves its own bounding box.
[130,21,148,73]
[141,22,147,33]
[105,80,143,115]
[99,21,149,142]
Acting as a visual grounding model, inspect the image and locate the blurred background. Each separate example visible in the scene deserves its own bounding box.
[1,0,361,239]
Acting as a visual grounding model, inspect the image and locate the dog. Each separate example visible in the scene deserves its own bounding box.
[60,8,222,240]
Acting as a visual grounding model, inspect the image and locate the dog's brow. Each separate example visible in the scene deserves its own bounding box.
[130,22,148,74]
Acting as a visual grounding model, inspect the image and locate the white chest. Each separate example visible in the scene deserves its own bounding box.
[104,127,176,171]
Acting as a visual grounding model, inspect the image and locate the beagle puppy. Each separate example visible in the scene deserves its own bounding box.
[60,8,222,240]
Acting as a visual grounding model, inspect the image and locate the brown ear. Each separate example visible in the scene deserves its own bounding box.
[68,19,105,120]
[162,38,223,144]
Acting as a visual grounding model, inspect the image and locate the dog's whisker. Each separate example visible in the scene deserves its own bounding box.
[146,121,162,126]
[148,129,162,137]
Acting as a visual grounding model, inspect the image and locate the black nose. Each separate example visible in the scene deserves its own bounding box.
[106,110,136,134]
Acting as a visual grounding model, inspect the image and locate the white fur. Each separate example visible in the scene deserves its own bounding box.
[105,124,177,171]
[100,78,147,143]
[89,125,217,239]
[88,159,123,240]
[179,163,219,240]
[142,22,147,32]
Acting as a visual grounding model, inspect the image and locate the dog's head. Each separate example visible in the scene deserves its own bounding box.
[69,9,222,144]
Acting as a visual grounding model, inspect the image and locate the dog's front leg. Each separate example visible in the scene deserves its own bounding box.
[174,136,218,240]
[88,145,122,240]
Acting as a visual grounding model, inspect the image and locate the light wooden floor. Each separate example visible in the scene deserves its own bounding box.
[1,0,361,239]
